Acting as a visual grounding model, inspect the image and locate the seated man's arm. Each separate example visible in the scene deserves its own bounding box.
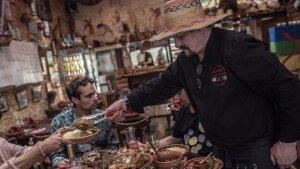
[159,135,182,147]
[103,121,119,151]
[94,113,119,151]
[50,117,68,167]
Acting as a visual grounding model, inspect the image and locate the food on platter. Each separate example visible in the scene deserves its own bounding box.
[61,128,100,144]
[165,146,187,154]
[81,150,101,165]
[158,144,188,155]
[109,151,152,169]
[117,144,148,154]
[73,118,94,130]
[63,129,93,139]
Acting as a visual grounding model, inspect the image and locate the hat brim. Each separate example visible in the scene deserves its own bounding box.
[150,14,228,41]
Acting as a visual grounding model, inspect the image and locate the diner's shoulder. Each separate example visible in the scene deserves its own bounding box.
[0,137,7,145]
[51,109,74,132]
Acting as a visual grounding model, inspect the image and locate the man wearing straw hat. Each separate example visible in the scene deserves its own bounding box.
[51,76,119,168]
[104,0,300,168]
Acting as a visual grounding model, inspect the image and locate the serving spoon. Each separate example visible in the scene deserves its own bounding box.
[199,152,213,164]
[143,132,162,161]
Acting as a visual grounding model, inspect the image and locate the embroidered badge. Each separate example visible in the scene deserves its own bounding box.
[211,65,228,86]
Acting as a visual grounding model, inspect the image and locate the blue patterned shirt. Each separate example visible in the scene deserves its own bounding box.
[50,108,119,167]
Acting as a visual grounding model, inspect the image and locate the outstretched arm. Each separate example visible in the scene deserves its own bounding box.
[0,127,72,169]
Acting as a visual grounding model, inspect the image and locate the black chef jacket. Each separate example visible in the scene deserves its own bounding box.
[127,27,300,149]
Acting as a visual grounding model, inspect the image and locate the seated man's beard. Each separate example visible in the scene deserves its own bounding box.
[79,104,98,111]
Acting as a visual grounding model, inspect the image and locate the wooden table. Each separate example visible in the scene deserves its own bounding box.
[5,119,52,146]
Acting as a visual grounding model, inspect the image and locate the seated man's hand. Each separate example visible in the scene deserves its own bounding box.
[57,159,70,168]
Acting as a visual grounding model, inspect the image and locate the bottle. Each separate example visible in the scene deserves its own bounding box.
[66,144,82,169]
[124,127,139,149]
[28,137,34,146]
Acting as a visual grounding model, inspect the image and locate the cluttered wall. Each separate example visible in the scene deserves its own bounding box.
[0,0,71,135]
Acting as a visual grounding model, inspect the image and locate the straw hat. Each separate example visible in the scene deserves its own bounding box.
[150,0,228,41]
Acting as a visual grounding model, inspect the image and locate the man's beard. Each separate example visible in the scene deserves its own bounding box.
[80,103,98,112]
[180,46,194,57]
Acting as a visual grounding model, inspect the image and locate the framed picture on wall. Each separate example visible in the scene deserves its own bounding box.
[30,0,37,16]
[41,56,47,75]
[8,24,21,40]
[0,0,5,31]
[36,0,52,21]
[43,21,50,37]
[32,85,42,102]
[0,95,9,113]
[46,50,54,66]
[16,90,28,110]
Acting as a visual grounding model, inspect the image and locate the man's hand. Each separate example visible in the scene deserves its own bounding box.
[40,127,74,154]
[104,100,125,122]
[270,141,297,169]
[57,159,70,168]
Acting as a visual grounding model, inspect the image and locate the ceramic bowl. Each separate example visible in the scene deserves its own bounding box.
[158,144,189,156]
[124,112,139,119]
[154,150,183,169]
[184,156,223,169]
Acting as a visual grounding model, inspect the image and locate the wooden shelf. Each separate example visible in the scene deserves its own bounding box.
[222,8,287,21]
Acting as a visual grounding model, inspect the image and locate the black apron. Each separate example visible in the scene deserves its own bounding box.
[213,137,280,169]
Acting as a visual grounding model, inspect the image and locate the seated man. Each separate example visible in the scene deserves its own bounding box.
[160,90,213,156]
[51,77,120,168]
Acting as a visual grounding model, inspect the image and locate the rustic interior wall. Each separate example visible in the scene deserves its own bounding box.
[73,0,166,46]
[0,0,70,135]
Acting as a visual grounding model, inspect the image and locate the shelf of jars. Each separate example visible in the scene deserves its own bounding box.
[62,53,86,79]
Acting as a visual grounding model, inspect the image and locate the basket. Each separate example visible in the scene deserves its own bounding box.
[184,156,223,169]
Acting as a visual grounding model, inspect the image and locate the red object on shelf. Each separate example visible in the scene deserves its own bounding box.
[23,117,36,128]
[57,100,71,108]
[5,126,23,137]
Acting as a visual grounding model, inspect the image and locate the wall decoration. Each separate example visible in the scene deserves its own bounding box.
[0,95,9,113]
[27,22,38,34]
[0,0,4,31]
[36,0,52,21]
[41,56,47,75]
[46,50,54,66]
[52,41,57,55]
[84,18,94,35]
[49,67,60,87]
[43,21,50,37]
[149,7,161,29]
[30,0,37,16]
[16,90,28,110]
[32,85,42,102]
[78,0,102,6]
[8,24,21,40]
[4,0,12,21]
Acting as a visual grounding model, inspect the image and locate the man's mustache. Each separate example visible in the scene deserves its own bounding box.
[179,46,189,50]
